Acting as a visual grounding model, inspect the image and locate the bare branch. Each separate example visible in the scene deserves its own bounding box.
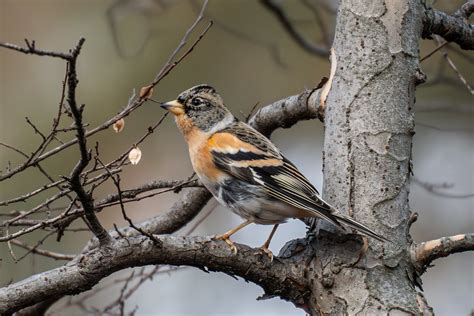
[111,188,212,241]
[10,239,75,261]
[0,10,212,182]
[24,117,47,141]
[63,266,183,313]
[433,37,474,95]
[412,177,474,199]
[14,298,59,316]
[301,0,332,47]
[0,235,308,315]
[98,159,160,245]
[422,3,474,50]
[0,178,199,241]
[260,0,329,56]
[189,0,286,67]
[60,38,112,245]
[0,142,28,158]
[248,88,322,137]
[454,0,474,20]
[420,41,449,62]
[151,0,210,84]
[0,39,71,60]
[412,233,474,271]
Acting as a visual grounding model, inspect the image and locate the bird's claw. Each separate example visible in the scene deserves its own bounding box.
[214,234,237,254]
[257,246,274,262]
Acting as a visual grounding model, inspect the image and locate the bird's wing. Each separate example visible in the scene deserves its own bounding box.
[209,121,340,225]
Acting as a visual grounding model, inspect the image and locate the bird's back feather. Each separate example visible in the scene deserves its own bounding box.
[209,121,387,241]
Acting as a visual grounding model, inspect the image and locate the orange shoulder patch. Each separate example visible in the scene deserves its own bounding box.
[208,132,265,155]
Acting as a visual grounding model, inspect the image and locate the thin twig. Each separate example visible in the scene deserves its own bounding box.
[412,177,474,199]
[261,0,329,56]
[441,48,474,95]
[0,178,198,240]
[25,117,47,141]
[420,41,449,62]
[0,142,28,158]
[6,225,18,262]
[97,159,161,245]
[152,0,210,84]
[0,11,213,183]
[184,204,217,236]
[301,0,332,48]
[10,238,75,261]
[0,39,71,60]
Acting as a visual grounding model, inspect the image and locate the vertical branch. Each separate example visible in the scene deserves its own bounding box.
[65,38,112,245]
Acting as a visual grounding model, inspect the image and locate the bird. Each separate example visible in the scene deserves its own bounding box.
[160,84,387,258]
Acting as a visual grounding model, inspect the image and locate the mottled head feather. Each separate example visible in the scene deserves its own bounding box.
[174,84,234,133]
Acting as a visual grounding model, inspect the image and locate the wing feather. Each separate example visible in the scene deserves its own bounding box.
[209,122,388,242]
[209,122,338,223]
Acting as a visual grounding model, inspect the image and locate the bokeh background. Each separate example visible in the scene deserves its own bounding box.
[1,0,472,315]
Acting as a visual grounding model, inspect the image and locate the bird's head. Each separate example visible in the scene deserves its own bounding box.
[161,84,234,135]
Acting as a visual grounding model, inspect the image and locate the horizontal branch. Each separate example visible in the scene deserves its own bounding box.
[134,188,211,235]
[454,0,474,20]
[0,39,71,60]
[10,239,75,261]
[412,233,474,270]
[84,188,212,251]
[248,88,321,137]
[3,87,324,313]
[422,4,474,50]
[0,235,307,315]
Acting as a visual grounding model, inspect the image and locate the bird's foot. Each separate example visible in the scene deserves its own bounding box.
[214,234,237,254]
[257,246,274,262]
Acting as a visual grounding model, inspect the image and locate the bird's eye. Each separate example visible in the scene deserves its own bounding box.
[191,98,204,106]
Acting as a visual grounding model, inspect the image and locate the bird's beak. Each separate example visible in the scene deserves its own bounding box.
[160,100,184,115]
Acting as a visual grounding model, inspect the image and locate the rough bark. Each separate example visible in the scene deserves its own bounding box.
[304,0,427,314]
[0,236,308,315]
[422,2,474,50]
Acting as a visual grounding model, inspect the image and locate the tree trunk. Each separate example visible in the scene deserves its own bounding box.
[306,0,431,314]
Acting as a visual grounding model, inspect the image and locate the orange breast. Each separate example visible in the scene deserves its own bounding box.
[183,124,226,182]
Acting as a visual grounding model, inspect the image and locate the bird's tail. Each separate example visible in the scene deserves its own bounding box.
[332,212,389,242]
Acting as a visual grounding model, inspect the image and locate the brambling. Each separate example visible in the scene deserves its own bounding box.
[161,84,387,257]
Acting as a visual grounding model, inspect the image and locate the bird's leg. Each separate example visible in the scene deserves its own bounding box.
[258,224,279,261]
[214,219,253,254]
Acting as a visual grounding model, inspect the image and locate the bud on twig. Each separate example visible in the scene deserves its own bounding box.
[140,85,154,99]
[113,118,125,133]
[128,146,142,165]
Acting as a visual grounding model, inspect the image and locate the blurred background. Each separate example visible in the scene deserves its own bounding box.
[0,0,472,315]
